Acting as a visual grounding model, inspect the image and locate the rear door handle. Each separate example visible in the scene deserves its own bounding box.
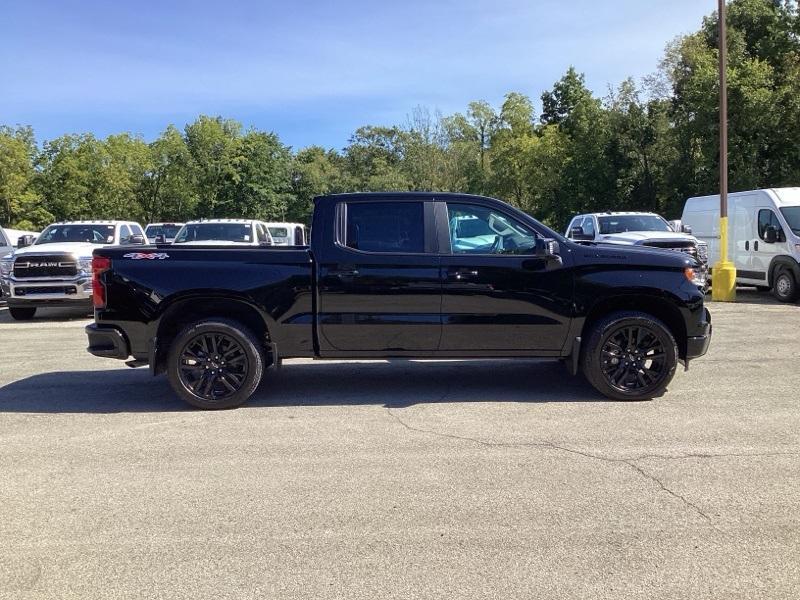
[745,240,749,251]
[330,268,359,277]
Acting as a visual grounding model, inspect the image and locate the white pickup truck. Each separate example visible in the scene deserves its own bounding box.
[565,212,709,269]
[0,220,146,320]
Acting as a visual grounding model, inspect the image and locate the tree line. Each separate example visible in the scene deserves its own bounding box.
[2,0,799,232]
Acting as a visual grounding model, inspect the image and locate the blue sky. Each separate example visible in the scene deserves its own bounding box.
[2,0,712,150]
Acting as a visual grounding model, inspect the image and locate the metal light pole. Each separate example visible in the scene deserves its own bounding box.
[712,0,737,301]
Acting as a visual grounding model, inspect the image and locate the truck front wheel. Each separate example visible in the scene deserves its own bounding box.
[9,307,36,320]
[581,311,678,401]
[167,319,265,409]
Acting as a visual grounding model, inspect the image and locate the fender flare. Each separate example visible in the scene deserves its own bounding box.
[768,256,800,287]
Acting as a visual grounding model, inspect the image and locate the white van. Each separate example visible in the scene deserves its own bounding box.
[681,188,800,302]
[263,222,307,246]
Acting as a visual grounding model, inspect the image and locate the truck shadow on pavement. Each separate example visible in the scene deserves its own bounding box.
[0,359,609,413]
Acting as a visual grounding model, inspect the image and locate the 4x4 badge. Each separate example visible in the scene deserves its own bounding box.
[122,252,169,260]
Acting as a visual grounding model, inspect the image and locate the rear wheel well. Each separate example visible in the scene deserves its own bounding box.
[581,296,688,359]
[154,298,271,374]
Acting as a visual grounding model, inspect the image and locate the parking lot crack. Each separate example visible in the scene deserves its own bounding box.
[385,407,712,522]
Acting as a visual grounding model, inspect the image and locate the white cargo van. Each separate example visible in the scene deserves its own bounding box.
[681,188,800,302]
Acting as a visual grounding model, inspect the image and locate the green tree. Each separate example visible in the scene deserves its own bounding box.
[0,126,49,229]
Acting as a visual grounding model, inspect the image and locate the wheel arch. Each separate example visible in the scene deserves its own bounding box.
[767,255,800,288]
[153,295,273,375]
[580,294,688,359]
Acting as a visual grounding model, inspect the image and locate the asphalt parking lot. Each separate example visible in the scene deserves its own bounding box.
[0,293,798,599]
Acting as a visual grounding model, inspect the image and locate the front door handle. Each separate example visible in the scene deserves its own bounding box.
[329,267,359,277]
[754,240,759,251]
[448,268,479,280]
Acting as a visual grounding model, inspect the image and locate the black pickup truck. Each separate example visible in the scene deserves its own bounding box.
[86,192,711,409]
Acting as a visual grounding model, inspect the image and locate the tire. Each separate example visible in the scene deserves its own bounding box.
[772,269,799,303]
[581,311,678,401]
[167,319,265,409]
[9,306,36,320]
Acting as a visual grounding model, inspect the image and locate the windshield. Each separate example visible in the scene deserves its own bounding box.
[145,224,183,239]
[36,224,116,245]
[598,215,672,234]
[174,223,253,243]
[268,227,288,238]
[780,207,800,236]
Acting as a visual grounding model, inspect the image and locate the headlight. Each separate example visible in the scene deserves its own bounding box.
[684,267,707,288]
[78,257,93,272]
[0,258,12,277]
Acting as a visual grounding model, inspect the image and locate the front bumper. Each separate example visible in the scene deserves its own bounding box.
[686,307,712,360]
[3,274,93,305]
[86,323,130,360]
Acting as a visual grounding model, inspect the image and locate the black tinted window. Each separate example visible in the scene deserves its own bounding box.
[345,202,424,253]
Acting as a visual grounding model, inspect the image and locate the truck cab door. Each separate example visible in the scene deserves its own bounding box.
[438,201,573,353]
[317,199,441,353]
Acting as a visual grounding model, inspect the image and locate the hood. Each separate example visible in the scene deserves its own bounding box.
[576,240,698,269]
[598,231,698,245]
[10,242,102,258]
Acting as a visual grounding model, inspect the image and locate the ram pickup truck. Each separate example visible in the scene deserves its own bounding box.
[86,192,711,409]
[1,220,146,320]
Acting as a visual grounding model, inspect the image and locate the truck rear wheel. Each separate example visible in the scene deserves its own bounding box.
[167,319,265,409]
[9,307,36,320]
[772,269,798,303]
[581,311,678,401]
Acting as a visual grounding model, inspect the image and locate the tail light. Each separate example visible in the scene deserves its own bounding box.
[92,256,111,308]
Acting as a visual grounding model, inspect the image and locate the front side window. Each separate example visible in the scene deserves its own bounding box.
[758,209,783,240]
[344,202,425,253]
[120,224,132,242]
[36,224,115,245]
[447,203,538,254]
[582,216,596,237]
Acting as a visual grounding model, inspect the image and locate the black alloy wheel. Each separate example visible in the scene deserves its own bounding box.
[600,325,667,395]
[167,319,265,409]
[581,311,678,401]
[178,332,249,401]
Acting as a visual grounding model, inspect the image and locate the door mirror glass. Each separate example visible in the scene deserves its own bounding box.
[569,226,593,241]
[534,238,558,257]
[16,234,35,248]
[764,225,778,244]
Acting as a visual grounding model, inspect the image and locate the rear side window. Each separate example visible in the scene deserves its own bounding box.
[344,202,425,253]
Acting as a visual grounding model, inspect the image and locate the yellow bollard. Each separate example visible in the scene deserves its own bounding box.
[711,216,736,301]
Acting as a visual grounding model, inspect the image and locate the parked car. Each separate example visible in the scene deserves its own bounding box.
[172,219,274,246]
[0,220,146,320]
[681,187,800,302]
[145,222,184,244]
[263,222,307,246]
[86,192,711,409]
[0,226,12,259]
[565,212,709,270]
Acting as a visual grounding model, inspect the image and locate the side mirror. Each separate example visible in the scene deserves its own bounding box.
[534,238,558,258]
[681,224,693,234]
[17,235,35,248]
[154,234,166,244]
[569,226,593,241]
[127,234,146,245]
[764,225,778,244]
